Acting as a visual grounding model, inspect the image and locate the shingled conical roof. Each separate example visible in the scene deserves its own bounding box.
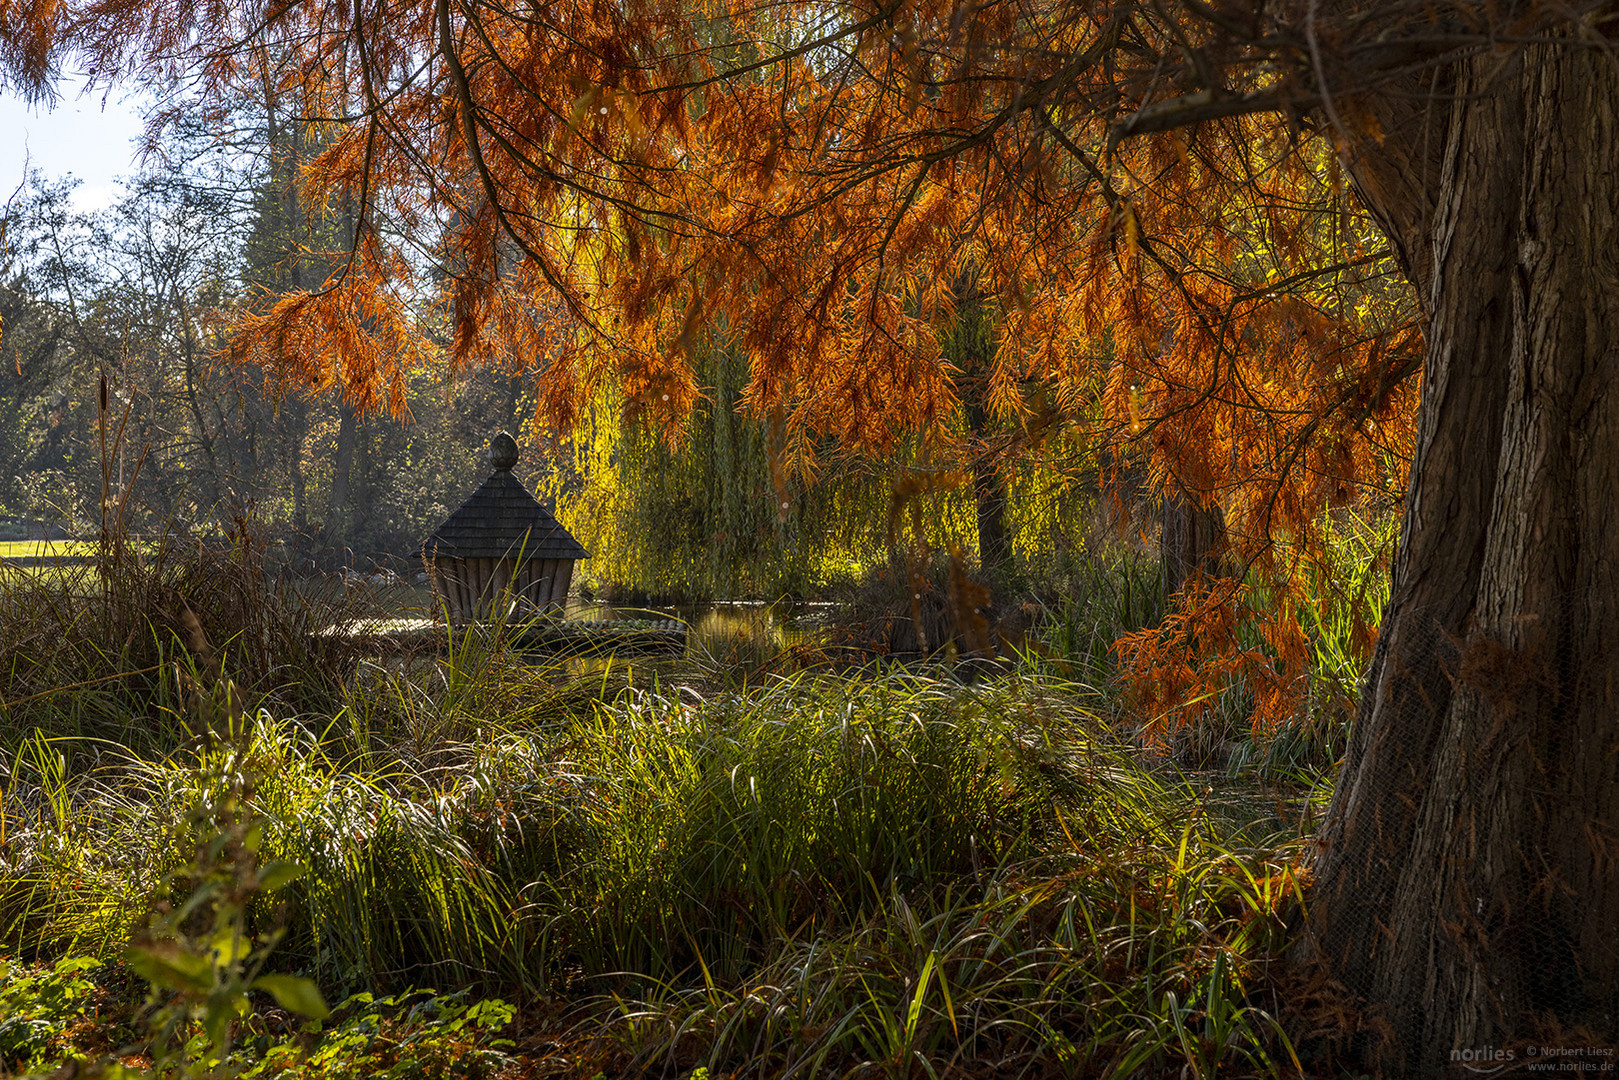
[421,433,589,561]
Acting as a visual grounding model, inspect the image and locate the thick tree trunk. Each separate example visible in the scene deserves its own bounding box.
[323,402,358,550]
[1160,480,1222,605]
[1302,40,1619,1070]
[290,398,309,535]
[964,393,1012,581]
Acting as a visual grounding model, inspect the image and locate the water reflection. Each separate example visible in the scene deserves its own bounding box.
[562,599,827,672]
[339,586,833,676]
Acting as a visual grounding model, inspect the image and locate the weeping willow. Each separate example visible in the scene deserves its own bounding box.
[541,337,1110,601]
[540,342,887,599]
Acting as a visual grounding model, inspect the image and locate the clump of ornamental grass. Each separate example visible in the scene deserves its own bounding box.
[0,601,622,975]
[567,855,1304,1080]
[515,669,1098,982]
[326,626,619,770]
[544,672,1308,1079]
[1,666,1309,1077]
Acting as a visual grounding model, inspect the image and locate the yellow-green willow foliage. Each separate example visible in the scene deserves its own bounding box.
[541,338,1109,601]
[540,342,883,599]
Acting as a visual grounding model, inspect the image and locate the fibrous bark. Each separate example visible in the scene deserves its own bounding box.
[1304,36,1619,1069]
[1160,480,1223,605]
[965,391,1012,582]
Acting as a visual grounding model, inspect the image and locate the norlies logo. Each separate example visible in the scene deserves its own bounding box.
[1453,1046,1517,1074]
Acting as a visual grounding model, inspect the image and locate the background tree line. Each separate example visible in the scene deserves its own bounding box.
[2,92,1130,593]
[0,102,549,565]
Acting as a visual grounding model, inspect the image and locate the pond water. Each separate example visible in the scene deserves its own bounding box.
[1185,769,1334,845]
[339,585,836,670]
[573,595,822,647]
[565,598,832,668]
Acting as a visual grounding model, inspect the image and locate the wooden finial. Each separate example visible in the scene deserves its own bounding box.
[489,431,519,471]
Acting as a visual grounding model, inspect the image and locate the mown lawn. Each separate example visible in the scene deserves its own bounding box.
[0,540,99,560]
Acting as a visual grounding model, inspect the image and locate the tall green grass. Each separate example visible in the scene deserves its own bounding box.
[0,527,1332,1077]
[1224,509,1397,779]
[1032,549,1163,684]
[523,673,1094,981]
[1028,515,1395,782]
[2,664,1310,1077]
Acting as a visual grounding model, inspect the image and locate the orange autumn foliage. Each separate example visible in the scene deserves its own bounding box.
[1114,575,1329,743]
[4,0,1434,732]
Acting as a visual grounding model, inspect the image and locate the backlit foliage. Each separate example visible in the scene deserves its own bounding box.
[6,0,1449,730]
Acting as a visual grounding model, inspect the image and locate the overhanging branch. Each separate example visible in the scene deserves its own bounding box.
[1109,86,1321,148]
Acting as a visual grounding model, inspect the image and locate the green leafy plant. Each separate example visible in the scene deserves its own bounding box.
[242,991,513,1080]
[0,954,103,1073]
[124,733,329,1074]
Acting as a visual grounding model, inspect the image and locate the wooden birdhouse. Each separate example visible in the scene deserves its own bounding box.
[420,432,588,622]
